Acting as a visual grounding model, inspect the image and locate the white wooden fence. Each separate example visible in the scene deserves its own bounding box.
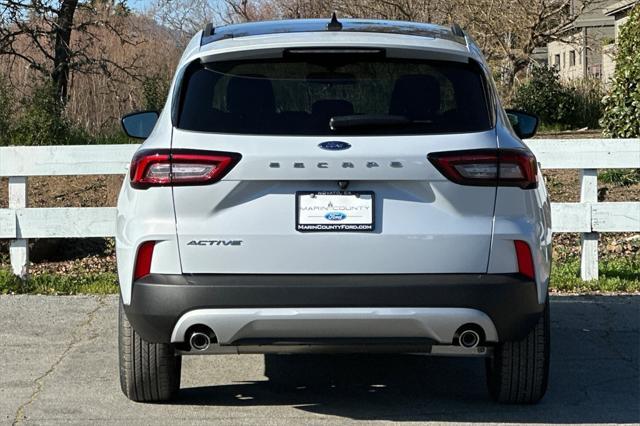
[1,139,639,280]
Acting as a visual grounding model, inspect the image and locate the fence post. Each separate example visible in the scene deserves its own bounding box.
[9,176,29,279]
[580,169,598,281]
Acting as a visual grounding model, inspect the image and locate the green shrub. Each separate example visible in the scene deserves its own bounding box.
[142,74,171,111]
[68,124,135,145]
[10,83,74,146]
[513,66,577,127]
[513,66,604,129]
[568,78,604,129]
[0,75,13,145]
[601,5,640,137]
[90,131,135,145]
[4,80,136,146]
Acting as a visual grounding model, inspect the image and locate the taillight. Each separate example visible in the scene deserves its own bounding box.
[427,149,538,189]
[129,149,241,189]
[514,240,535,280]
[133,241,155,280]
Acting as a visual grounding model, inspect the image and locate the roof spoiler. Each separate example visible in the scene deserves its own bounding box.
[200,20,468,47]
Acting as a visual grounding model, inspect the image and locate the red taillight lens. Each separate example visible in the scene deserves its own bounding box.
[130,152,171,187]
[498,151,538,189]
[514,240,535,280]
[133,241,155,280]
[129,149,241,189]
[428,149,538,189]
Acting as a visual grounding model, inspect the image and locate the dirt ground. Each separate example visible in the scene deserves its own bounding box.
[1,132,638,273]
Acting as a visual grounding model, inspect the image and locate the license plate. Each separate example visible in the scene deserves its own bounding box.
[296,191,375,232]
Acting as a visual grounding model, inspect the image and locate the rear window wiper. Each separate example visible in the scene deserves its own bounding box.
[329,114,411,131]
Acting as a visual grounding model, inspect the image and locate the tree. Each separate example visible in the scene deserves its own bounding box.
[150,0,274,40]
[251,0,458,23]
[150,0,217,45]
[458,0,602,93]
[601,5,640,137]
[0,0,139,105]
[219,0,276,23]
[151,0,596,97]
[270,0,332,19]
[335,0,456,23]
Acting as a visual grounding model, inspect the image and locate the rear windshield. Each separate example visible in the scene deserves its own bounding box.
[176,57,493,135]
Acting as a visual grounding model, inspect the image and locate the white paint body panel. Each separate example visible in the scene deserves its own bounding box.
[171,130,499,274]
[116,182,182,305]
[193,31,475,66]
[490,123,553,303]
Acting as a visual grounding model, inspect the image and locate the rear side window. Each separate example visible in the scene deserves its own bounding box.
[177,56,493,135]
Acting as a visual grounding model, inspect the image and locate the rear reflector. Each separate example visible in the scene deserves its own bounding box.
[514,240,535,280]
[133,241,155,280]
[130,149,241,189]
[428,149,538,189]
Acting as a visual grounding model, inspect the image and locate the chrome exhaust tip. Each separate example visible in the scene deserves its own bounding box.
[458,329,481,349]
[189,331,211,351]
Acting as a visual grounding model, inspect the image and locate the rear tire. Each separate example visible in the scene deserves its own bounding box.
[118,297,181,402]
[486,298,550,404]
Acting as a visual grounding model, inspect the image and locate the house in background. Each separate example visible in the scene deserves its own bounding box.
[601,0,638,83]
[531,46,549,68]
[547,0,616,82]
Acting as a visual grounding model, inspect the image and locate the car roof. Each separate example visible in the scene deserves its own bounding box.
[201,18,466,46]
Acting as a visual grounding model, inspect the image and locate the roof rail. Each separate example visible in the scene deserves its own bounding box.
[451,23,465,38]
[204,22,214,37]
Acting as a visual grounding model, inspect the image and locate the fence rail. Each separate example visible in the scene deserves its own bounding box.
[2,139,639,280]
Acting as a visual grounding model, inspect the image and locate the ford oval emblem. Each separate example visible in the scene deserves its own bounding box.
[325,212,347,221]
[319,141,351,151]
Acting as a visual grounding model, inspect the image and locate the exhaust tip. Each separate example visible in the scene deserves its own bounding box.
[189,331,212,351]
[459,329,481,348]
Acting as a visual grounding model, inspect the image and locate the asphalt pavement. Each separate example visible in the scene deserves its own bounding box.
[0,295,638,425]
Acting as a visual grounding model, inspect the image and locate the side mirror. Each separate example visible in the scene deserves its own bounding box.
[505,109,539,139]
[121,111,159,139]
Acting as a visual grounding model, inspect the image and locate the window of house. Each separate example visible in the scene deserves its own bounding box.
[570,51,576,67]
[554,54,561,69]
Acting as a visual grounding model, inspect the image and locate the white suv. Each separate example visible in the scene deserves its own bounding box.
[117,17,551,404]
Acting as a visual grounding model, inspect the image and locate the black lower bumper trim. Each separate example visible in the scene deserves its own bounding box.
[123,273,544,343]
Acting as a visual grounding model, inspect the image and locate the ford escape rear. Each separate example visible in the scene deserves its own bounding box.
[117,18,551,404]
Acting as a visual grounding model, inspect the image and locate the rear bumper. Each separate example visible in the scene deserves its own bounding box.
[123,273,544,344]
[171,307,500,348]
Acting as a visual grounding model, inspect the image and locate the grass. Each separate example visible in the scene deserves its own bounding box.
[0,255,639,295]
[538,122,575,133]
[599,169,640,186]
[550,255,640,293]
[0,268,118,295]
